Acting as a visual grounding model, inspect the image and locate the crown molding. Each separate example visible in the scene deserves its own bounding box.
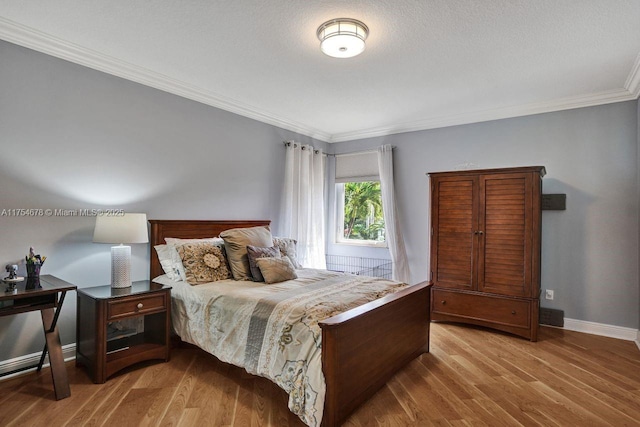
[328,87,638,142]
[0,17,332,142]
[624,53,640,98]
[1,17,637,145]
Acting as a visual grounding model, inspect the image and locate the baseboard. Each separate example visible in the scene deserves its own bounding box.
[563,318,639,343]
[1,326,637,378]
[0,343,76,380]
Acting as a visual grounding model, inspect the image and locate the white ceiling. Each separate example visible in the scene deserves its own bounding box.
[1,1,639,143]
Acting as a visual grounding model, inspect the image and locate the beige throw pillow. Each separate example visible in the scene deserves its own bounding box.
[220,226,273,280]
[255,256,298,284]
[246,245,281,282]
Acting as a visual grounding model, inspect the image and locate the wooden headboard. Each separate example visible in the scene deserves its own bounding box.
[148,220,271,279]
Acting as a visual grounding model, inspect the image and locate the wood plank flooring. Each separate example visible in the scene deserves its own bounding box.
[1,324,639,426]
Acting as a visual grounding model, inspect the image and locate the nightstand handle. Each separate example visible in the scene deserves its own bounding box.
[137,303,143,310]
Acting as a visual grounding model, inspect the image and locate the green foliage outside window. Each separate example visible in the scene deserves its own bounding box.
[343,181,385,242]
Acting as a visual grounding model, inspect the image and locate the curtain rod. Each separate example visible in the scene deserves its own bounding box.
[282,141,396,157]
[282,140,321,154]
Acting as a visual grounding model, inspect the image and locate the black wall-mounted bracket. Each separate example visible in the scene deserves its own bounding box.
[542,194,566,211]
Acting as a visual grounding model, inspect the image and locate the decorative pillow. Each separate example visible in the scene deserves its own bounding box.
[169,246,187,281]
[272,237,303,269]
[154,244,180,281]
[220,226,273,280]
[163,237,225,281]
[246,245,281,282]
[176,242,232,285]
[255,256,298,284]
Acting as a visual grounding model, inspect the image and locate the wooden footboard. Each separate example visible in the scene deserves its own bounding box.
[149,219,431,427]
[319,281,431,427]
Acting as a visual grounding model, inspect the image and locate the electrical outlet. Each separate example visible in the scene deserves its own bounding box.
[545,289,554,300]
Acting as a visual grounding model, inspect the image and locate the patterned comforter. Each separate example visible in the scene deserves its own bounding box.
[155,269,407,426]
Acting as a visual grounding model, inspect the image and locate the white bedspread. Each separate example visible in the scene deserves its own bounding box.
[154,269,407,426]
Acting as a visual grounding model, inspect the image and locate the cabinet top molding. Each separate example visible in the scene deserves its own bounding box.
[427,166,546,178]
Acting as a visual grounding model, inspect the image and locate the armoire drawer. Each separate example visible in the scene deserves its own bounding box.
[432,289,531,328]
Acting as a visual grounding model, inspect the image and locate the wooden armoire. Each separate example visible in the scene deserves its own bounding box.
[428,166,545,341]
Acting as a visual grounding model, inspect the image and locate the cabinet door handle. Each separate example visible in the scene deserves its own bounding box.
[441,300,446,305]
[511,310,516,315]
[137,303,144,310]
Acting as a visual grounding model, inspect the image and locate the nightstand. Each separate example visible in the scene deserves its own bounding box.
[76,280,171,383]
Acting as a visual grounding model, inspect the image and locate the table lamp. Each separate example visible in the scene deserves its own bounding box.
[93,213,148,288]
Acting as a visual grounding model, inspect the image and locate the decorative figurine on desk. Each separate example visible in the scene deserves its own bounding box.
[25,247,46,290]
[5,264,18,280]
[3,264,23,293]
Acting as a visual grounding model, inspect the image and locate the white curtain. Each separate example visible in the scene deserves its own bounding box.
[377,145,411,283]
[280,142,326,269]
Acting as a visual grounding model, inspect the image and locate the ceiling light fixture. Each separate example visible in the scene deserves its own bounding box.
[317,18,369,59]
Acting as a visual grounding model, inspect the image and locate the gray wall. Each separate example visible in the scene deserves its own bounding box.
[328,101,639,329]
[0,40,326,361]
[1,39,638,365]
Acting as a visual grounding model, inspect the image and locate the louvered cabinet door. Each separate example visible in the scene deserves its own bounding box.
[477,173,534,297]
[429,166,544,341]
[430,176,478,290]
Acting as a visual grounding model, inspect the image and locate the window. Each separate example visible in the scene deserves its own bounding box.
[335,152,386,247]
[336,181,386,246]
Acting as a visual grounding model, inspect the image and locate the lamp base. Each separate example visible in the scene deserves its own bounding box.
[111,245,131,288]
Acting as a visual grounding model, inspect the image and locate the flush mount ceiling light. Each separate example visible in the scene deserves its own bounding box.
[317,18,369,58]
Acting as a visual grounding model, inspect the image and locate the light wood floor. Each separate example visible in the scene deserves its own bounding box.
[1,323,639,426]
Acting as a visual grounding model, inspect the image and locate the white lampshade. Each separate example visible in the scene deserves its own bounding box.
[93,213,148,288]
[93,213,149,244]
[317,18,369,58]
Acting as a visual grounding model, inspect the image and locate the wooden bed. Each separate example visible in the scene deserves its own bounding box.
[149,219,431,427]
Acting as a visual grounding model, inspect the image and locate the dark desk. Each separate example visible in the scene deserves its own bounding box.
[0,274,76,400]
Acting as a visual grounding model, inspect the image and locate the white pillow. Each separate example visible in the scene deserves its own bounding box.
[164,237,223,245]
[169,245,187,281]
[154,244,180,281]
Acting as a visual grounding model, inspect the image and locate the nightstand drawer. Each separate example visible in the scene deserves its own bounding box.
[107,294,166,320]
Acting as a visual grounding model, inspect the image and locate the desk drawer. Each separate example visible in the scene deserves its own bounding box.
[432,289,530,328]
[107,294,166,321]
